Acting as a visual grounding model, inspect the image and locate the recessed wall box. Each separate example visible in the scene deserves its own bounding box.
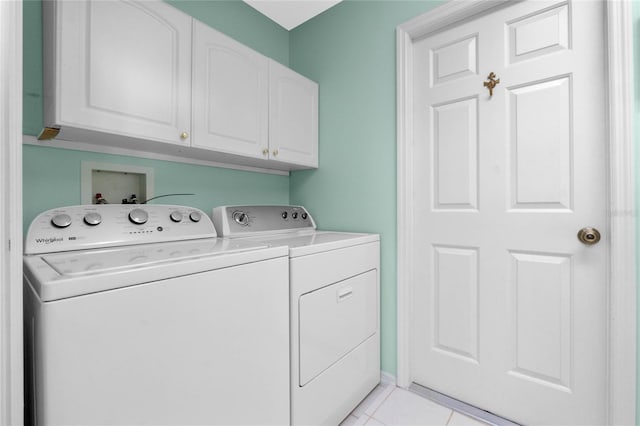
[81,162,154,205]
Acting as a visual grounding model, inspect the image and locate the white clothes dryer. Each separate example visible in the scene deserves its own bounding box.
[23,204,290,426]
[213,205,380,426]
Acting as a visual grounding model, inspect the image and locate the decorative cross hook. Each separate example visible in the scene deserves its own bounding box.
[483,72,500,97]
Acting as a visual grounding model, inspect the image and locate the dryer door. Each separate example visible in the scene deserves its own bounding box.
[298,269,378,386]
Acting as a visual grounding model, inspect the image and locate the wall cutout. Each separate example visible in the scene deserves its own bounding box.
[81,162,154,205]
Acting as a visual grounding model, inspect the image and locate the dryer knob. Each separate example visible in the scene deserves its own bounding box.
[292,212,299,219]
[128,208,148,225]
[301,212,308,220]
[189,211,202,222]
[232,210,249,226]
[170,211,183,223]
[51,214,72,228]
[83,212,102,226]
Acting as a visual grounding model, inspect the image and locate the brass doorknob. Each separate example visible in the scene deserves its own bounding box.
[272,150,279,156]
[577,227,601,245]
[180,132,189,140]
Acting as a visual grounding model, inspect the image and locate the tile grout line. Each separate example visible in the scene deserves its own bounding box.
[366,385,398,422]
[354,382,387,418]
[354,414,377,426]
[363,383,396,417]
[445,409,455,426]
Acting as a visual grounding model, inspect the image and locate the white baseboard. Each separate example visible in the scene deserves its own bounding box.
[380,371,397,387]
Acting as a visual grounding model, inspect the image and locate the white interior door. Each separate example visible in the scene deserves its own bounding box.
[410,1,607,424]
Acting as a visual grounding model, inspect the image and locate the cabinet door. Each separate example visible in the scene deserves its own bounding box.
[192,20,269,159]
[52,0,192,145]
[269,60,318,168]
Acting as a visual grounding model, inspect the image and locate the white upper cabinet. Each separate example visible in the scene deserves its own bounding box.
[43,0,192,145]
[269,60,319,168]
[191,20,269,159]
[191,22,318,168]
[42,0,318,172]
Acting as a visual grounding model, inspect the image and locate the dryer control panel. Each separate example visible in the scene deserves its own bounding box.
[213,205,316,237]
[25,205,217,254]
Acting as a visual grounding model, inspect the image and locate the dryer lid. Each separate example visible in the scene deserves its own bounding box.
[234,231,380,257]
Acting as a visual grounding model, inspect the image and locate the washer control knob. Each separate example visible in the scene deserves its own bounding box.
[301,212,308,220]
[51,214,72,228]
[281,211,288,219]
[83,212,102,226]
[292,212,299,219]
[232,210,249,226]
[170,211,183,223]
[128,208,148,225]
[189,211,202,222]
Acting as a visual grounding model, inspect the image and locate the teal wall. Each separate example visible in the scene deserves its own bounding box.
[23,0,290,231]
[22,145,289,234]
[288,0,443,375]
[166,0,289,66]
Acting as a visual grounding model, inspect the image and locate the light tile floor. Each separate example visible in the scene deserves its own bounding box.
[340,382,489,426]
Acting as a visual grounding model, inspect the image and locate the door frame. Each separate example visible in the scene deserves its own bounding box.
[0,0,23,425]
[396,1,635,425]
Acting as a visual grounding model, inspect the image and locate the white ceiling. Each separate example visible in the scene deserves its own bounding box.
[243,0,343,31]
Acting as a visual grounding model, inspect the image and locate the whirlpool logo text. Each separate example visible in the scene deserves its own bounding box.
[35,237,63,245]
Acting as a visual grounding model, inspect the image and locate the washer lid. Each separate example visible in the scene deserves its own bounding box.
[41,238,261,277]
[24,238,286,301]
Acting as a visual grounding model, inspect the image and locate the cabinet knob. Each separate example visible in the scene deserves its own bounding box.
[180,132,189,140]
[272,150,279,156]
[262,148,269,155]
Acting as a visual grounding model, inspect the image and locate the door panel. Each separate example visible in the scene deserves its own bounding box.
[298,270,377,386]
[411,1,606,424]
[508,77,572,210]
[432,245,479,362]
[432,97,479,210]
[507,4,570,64]
[508,251,572,389]
[88,1,176,123]
[192,20,269,158]
[57,0,191,144]
[269,60,319,167]
[432,35,478,85]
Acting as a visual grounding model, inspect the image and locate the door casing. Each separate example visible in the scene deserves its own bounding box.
[0,0,23,425]
[396,1,635,425]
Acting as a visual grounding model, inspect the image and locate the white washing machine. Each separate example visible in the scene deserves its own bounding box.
[23,204,290,426]
[213,205,380,425]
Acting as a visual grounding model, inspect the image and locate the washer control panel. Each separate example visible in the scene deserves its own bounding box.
[213,205,316,237]
[25,204,216,254]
